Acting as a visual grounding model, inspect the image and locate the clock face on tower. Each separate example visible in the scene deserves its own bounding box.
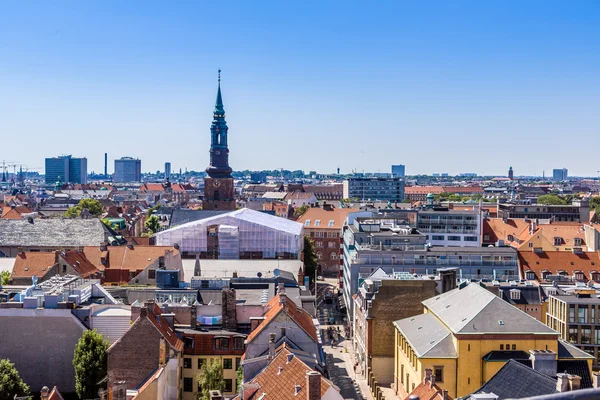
[213,180,222,188]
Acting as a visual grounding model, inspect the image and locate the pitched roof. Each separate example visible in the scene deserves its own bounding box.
[246,294,318,344]
[393,313,456,358]
[406,377,453,400]
[11,252,56,280]
[519,250,600,281]
[296,207,359,230]
[0,219,108,247]
[60,250,100,278]
[465,360,557,399]
[246,347,337,400]
[422,283,557,335]
[519,223,587,251]
[483,218,531,246]
[1,205,33,219]
[83,245,179,272]
[48,386,65,400]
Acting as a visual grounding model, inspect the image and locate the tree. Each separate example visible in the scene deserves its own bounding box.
[293,204,309,218]
[195,358,225,400]
[590,196,600,214]
[236,366,243,394]
[146,203,161,218]
[0,359,30,400]
[537,194,568,205]
[303,235,318,283]
[73,329,109,399]
[0,270,10,286]
[65,198,104,218]
[145,215,161,234]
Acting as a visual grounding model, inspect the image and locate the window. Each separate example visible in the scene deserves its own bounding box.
[505,343,510,350]
[330,252,338,260]
[198,358,205,369]
[574,237,583,246]
[328,220,335,227]
[582,327,592,344]
[432,235,444,241]
[148,269,156,279]
[526,271,535,280]
[184,358,192,369]
[184,337,194,349]
[569,327,578,343]
[317,252,322,260]
[528,243,534,248]
[223,358,233,369]
[434,366,444,383]
[62,264,67,273]
[315,241,323,248]
[315,220,321,227]
[510,290,521,300]
[464,236,478,242]
[500,344,504,350]
[214,338,229,350]
[579,307,588,324]
[512,344,516,350]
[234,337,245,350]
[569,306,575,323]
[184,378,193,392]
[328,241,337,248]
[224,379,233,393]
[554,237,562,246]
[448,236,461,241]
[304,220,311,227]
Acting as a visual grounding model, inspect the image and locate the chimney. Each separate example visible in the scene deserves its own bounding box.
[425,368,432,381]
[140,306,148,318]
[306,371,321,400]
[268,333,276,359]
[593,372,600,388]
[279,292,287,306]
[250,317,264,332]
[41,386,50,400]
[442,390,448,400]
[298,267,305,287]
[173,242,180,250]
[557,373,570,392]
[430,375,436,388]
[221,289,237,331]
[529,350,557,377]
[568,375,581,391]
[100,242,107,252]
[209,390,223,400]
[162,313,175,330]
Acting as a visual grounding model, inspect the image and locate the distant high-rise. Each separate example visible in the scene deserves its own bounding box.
[104,153,108,178]
[165,162,171,179]
[552,168,568,181]
[508,166,513,180]
[114,157,141,182]
[45,155,87,184]
[391,164,405,177]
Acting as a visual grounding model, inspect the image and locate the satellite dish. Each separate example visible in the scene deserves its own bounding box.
[257,272,262,278]
[273,268,280,277]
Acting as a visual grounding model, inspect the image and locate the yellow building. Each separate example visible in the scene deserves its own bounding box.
[393,282,593,398]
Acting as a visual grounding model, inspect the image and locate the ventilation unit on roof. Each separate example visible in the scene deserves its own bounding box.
[492,280,500,286]
[525,281,533,286]
[509,280,517,286]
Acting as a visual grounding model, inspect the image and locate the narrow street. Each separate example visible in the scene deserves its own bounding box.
[317,278,372,400]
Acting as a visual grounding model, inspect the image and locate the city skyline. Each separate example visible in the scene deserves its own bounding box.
[1,1,599,176]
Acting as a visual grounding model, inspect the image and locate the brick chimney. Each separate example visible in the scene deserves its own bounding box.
[306,371,321,400]
[425,368,432,382]
[221,289,237,331]
[442,390,448,400]
[269,332,276,359]
[556,373,570,392]
[593,372,600,388]
[279,292,287,306]
[568,375,581,391]
[190,304,197,329]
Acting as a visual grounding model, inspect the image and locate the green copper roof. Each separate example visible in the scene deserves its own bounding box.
[214,69,224,114]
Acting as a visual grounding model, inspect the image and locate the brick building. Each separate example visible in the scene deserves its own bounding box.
[295,205,358,277]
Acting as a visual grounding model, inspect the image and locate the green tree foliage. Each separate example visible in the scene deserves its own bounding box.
[73,330,109,399]
[236,366,243,394]
[0,270,10,286]
[146,203,161,218]
[64,198,104,218]
[303,235,318,282]
[590,196,600,214]
[537,194,568,205]
[0,359,30,400]
[145,215,161,234]
[294,204,309,218]
[195,358,226,400]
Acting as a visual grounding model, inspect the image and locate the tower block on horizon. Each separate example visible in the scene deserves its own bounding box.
[204,70,236,210]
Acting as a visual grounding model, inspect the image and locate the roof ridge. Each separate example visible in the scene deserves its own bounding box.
[452,285,498,333]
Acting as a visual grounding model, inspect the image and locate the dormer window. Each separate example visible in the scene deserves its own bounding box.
[554,237,562,246]
[525,270,535,281]
[315,220,321,227]
[328,220,335,227]
[507,235,514,242]
[574,271,584,281]
[574,238,583,246]
[510,290,521,300]
[304,220,311,227]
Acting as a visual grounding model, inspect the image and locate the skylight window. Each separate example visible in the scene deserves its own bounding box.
[304,220,311,227]
[328,220,335,227]
[315,220,321,227]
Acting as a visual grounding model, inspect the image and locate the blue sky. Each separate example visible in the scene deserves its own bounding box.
[1,1,599,176]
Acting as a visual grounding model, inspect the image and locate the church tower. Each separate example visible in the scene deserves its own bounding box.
[204,70,236,210]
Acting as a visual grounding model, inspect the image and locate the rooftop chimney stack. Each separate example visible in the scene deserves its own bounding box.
[529,350,557,377]
[306,371,321,400]
[41,386,50,400]
[222,288,237,331]
[279,292,287,306]
[568,375,581,391]
[556,373,570,392]
[593,372,600,388]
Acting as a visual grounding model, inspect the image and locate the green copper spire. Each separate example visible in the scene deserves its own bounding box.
[214,69,224,116]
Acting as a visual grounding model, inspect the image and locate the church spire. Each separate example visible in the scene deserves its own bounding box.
[214,69,224,116]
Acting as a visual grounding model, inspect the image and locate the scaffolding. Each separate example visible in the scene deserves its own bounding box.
[154,209,303,258]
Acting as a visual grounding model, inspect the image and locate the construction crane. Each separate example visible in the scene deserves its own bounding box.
[0,160,17,182]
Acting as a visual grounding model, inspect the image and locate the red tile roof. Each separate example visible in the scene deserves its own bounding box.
[61,250,101,279]
[406,377,452,400]
[296,207,359,230]
[11,252,57,280]
[146,302,184,352]
[83,245,179,272]
[483,218,532,246]
[519,250,600,281]
[48,386,64,400]
[246,294,318,344]
[246,347,335,400]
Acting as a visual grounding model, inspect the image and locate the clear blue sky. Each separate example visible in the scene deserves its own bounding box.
[1,1,599,176]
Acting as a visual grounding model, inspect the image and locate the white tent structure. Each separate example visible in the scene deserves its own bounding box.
[154,208,304,259]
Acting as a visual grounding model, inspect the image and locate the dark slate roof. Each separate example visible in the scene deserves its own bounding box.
[169,209,229,228]
[558,339,596,360]
[465,360,557,399]
[498,286,546,305]
[482,350,530,362]
[557,360,593,389]
[0,219,108,247]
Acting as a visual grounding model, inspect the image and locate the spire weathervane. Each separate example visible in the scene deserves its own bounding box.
[218,69,221,84]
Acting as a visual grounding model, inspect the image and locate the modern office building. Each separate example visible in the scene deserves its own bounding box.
[417,207,482,247]
[45,155,88,184]
[553,168,568,181]
[497,200,589,222]
[546,290,600,367]
[113,157,142,182]
[165,162,171,179]
[343,177,405,201]
[391,164,406,177]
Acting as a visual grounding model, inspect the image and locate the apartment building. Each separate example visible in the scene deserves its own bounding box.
[417,208,482,247]
[497,200,589,222]
[343,177,405,202]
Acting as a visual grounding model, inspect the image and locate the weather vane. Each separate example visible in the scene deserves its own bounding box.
[218,69,221,83]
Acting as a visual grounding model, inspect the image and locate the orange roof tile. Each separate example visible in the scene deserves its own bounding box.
[518,223,586,251]
[144,302,184,352]
[483,218,531,246]
[519,250,600,281]
[246,294,318,344]
[83,245,179,272]
[296,207,359,230]
[11,252,57,280]
[48,387,64,400]
[61,250,100,278]
[247,347,334,400]
[406,377,452,400]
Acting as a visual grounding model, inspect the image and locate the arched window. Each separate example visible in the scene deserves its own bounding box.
[330,252,338,260]
[214,190,220,200]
